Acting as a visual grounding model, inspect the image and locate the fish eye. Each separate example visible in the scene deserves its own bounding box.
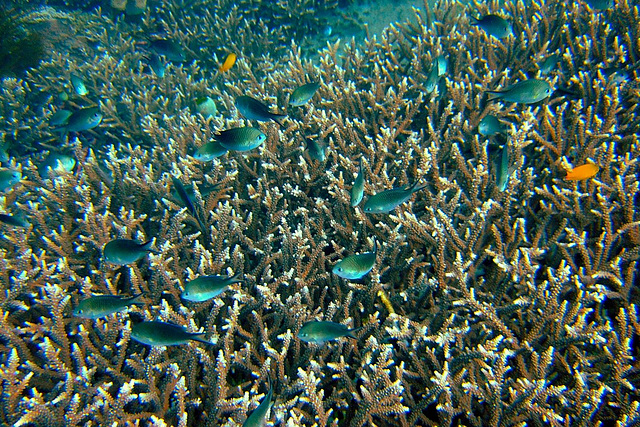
[337,267,343,272]
[77,309,83,314]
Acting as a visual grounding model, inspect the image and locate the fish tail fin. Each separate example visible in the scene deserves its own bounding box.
[469,16,479,25]
[347,326,363,340]
[486,91,502,101]
[190,333,213,345]
[273,114,287,129]
[231,273,244,283]
[141,239,160,255]
[130,293,145,305]
[407,180,428,193]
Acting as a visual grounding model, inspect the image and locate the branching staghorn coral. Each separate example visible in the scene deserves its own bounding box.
[1,0,640,425]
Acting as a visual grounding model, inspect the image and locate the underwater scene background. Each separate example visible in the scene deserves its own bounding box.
[0,0,639,425]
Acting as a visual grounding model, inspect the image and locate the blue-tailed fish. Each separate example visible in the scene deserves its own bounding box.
[172,177,206,233]
[38,153,76,178]
[70,73,88,96]
[235,96,287,127]
[350,157,365,207]
[194,141,228,161]
[478,115,505,136]
[243,385,273,427]
[495,144,512,192]
[289,82,320,107]
[333,240,376,280]
[539,53,560,75]
[487,79,552,104]
[0,169,21,192]
[470,14,513,39]
[363,181,426,214]
[214,127,266,152]
[0,213,29,228]
[49,109,73,126]
[73,293,144,319]
[148,53,166,78]
[131,321,211,346]
[149,38,185,62]
[297,321,361,344]
[181,274,242,302]
[103,238,156,265]
[59,107,103,133]
[425,63,440,94]
[305,138,326,162]
[195,97,217,117]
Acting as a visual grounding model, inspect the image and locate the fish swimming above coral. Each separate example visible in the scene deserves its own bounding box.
[0,168,20,192]
[478,114,506,136]
[181,274,242,302]
[131,321,211,346]
[214,126,266,152]
[350,157,365,207]
[565,163,599,180]
[73,293,144,319]
[297,321,361,344]
[487,78,552,104]
[363,180,426,213]
[102,238,156,265]
[289,81,320,107]
[194,141,228,161]
[56,106,103,133]
[470,14,513,39]
[149,38,186,62]
[235,95,287,127]
[242,384,273,427]
[332,240,377,280]
[0,213,29,228]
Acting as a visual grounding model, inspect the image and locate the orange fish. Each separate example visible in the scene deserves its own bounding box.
[565,163,599,180]
[219,53,236,73]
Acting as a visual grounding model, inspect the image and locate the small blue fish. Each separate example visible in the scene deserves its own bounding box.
[131,321,211,346]
[471,14,513,39]
[103,238,156,265]
[332,240,377,280]
[305,138,326,162]
[538,53,560,75]
[235,96,287,127]
[38,153,76,178]
[195,97,217,117]
[478,115,505,136]
[194,141,228,161]
[60,107,103,133]
[363,181,426,214]
[350,157,365,207]
[495,144,512,192]
[0,213,29,228]
[70,73,88,96]
[214,127,266,152]
[181,274,242,302]
[49,109,73,127]
[487,79,552,104]
[73,293,144,319]
[149,38,186,62]
[0,169,21,192]
[243,386,273,427]
[289,82,320,107]
[297,321,361,344]
[148,53,166,78]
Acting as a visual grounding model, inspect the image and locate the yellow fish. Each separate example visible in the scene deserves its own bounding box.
[565,163,599,181]
[219,53,236,73]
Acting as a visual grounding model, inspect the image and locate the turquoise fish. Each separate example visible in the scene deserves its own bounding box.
[350,157,365,207]
[289,82,320,106]
[103,238,156,265]
[131,321,211,346]
[297,321,361,344]
[243,386,273,427]
[363,181,426,213]
[332,240,377,280]
[235,96,287,127]
[215,127,266,152]
[181,274,243,302]
[487,79,552,104]
[73,293,144,319]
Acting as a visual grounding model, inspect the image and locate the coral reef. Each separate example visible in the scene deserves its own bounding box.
[1,0,639,425]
